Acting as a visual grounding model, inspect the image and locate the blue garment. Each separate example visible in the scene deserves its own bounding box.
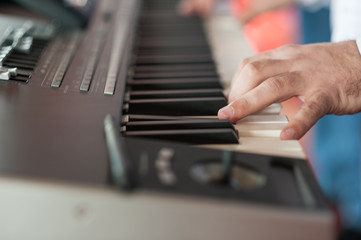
[301,7,331,43]
[300,7,361,233]
[315,114,361,231]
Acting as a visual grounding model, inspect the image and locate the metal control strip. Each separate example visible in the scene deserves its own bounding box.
[103,0,138,95]
[51,32,80,88]
[80,29,107,92]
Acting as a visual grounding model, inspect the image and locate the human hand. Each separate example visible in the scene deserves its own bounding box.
[178,0,216,18]
[232,0,295,23]
[218,41,361,140]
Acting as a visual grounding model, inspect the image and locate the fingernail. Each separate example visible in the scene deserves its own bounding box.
[218,105,234,119]
[281,128,296,140]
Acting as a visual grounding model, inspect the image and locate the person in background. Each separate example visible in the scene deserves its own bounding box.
[180,0,300,53]
[180,0,361,239]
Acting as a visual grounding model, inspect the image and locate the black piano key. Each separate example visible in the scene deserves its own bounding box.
[2,39,48,74]
[27,45,46,51]
[141,25,203,30]
[143,0,186,8]
[135,55,214,65]
[128,78,223,90]
[32,38,49,44]
[6,54,39,61]
[129,89,224,99]
[127,97,227,116]
[132,71,218,79]
[136,39,209,48]
[139,16,202,24]
[138,30,207,39]
[137,33,208,40]
[5,57,37,65]
[138,25,204,35]
[136,47,211,56]
[2,62,35,71]
[124,119,236,131]
[138,24,205,32]
[9,76,29,83]
[12,51,42,59]
[123,0,233,147]
[133,63,216,73]
[17,72,32,78]
[122,114,182,123]
[140,15,202,21]
[139,18,203,26]
[123,129,239,144]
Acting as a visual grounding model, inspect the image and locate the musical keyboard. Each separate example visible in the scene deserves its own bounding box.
[121,0,305,159]
[0,0,334,239]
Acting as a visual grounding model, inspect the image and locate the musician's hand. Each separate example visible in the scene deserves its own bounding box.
[218,41,361,140]
[178,0,216,18]
[234,0,294,23]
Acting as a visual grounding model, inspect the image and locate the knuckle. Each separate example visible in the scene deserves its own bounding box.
[239,57,252,69]
[244,61,262,77]
[263,76,289,93]
[292,53,309,65]
[306,93,330,116]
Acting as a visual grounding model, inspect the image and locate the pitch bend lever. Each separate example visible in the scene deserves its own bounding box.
[104,114,133,190]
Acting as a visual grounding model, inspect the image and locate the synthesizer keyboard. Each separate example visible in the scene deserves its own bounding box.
[0,0,334,239]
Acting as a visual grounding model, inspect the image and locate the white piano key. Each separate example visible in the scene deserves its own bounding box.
[0,71,10,80]
[204,15,254,86]
[204,15,306,160]
[234,122,287,138]
[200,137,306,159]
[180,103,283,119]
[254,103,282,115]
[237,115,288,124]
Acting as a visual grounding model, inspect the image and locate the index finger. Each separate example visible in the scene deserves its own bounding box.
[229,58,294,103]
[219,72,303,122]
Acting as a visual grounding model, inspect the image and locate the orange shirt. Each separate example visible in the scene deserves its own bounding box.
[230,0,300,53]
